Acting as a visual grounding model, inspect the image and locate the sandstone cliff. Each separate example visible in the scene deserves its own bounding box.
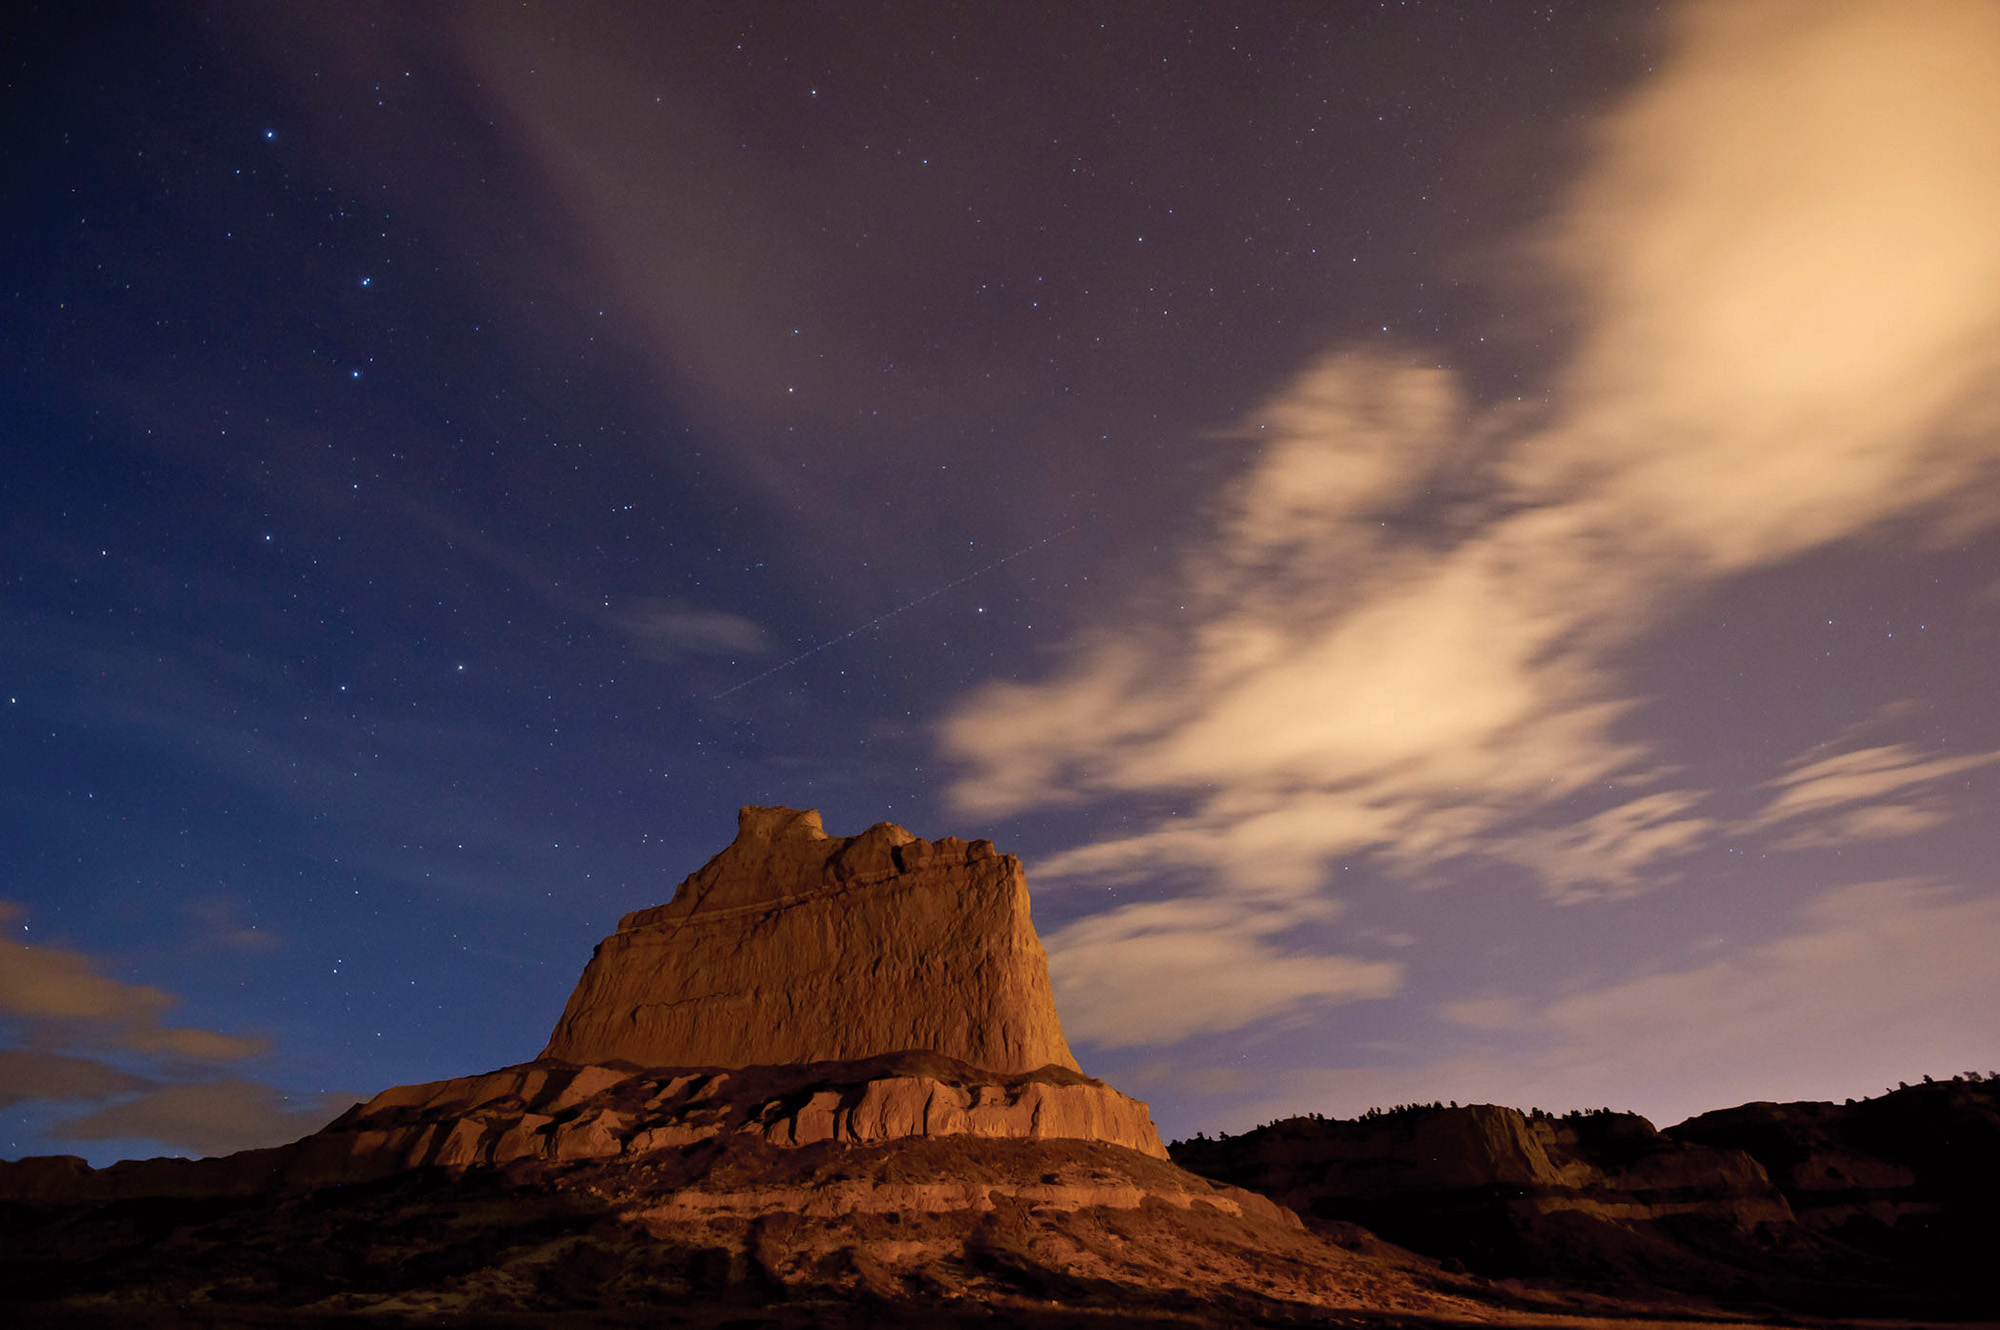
[542,806,1079,1075]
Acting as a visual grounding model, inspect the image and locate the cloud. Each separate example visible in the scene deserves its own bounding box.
[1233,877,2000,1131]
[618,599,771,660]
[186,900,284,954]
[0,901,343,1160]
[0,1048,151,1110]
[944,0,2000,917]
[48,1081,354,1158]
[1742,743,2000,834]
[1044,897,1402,1046]
[0,911,268,1061]
[1489,792,1716,903]
[1,924,174,1025]
[1770,804,1947,851]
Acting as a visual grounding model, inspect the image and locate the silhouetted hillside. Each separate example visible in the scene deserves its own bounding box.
[1172,1076,2000,1317]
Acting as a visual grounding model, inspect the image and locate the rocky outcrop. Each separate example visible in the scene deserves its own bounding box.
[1666,1076,2000,1309]
[0,1053,1167,1205]
[1174,1104,1786,1211]
[542,806,1079,1075]
[1667,1078,2000,1229]
[5,1134,1503,1326]
[323,1051,1167,1176]
[1173,1104,1822,1298]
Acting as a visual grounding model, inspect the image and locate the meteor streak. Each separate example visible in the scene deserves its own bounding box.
[711,523,1079,699]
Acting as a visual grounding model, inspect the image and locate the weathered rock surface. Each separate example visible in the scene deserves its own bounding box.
[0,1054,1166,1206]
[543,806,1079,1075]
[1174,1105,1821,1299]
[325,1051,1168,1176]
[1666,1076,2000,1307]
[1173,1089,2000,1316]
[2,1135,1508,1328]
[0,807,1156,1215]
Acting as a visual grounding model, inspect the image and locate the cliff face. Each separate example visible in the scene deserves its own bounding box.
[1666,1077,2000,1302]
[1171,1087,2000,1316]
[1172,1105,1815,1299]
[1173,1104,1784,1209]
[542,806,1079,1075]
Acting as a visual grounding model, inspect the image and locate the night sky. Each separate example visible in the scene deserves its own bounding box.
[7,1,2000,1165]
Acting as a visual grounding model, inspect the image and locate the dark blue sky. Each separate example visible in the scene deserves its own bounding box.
[8,1,2000,1164]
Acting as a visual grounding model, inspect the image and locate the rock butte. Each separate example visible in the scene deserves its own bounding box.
[544,805,1081,1076]
[0,805,1168,1208]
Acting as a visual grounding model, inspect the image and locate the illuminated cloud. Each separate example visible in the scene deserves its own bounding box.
[1742,743,2000,834]
[48,1081,354,1159]
[945,0,2000,902]
[1488,791,1715,903]
[1044,898,1401,1046]
[1435,996,1528,1033]
[0,1048,150,1110]
[0,900,333,1158]
[936,0,2000,1048]
[0,905,268,1061]
[1770,804,1948,851]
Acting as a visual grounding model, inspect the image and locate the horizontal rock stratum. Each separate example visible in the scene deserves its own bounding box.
[329,1052,1169,1174]
[0,1054,1168,1204]
[543,805,1081,1075]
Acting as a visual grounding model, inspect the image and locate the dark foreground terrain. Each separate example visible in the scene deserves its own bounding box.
[5,1077,1994,1327]
[1173,1076,2000,1322]
[1,1133,1519,1327]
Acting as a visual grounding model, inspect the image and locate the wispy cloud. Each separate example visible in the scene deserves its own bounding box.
[1,901,341,1158]
[1489,792,1715,903]
[0,1048,150,1111]
[940,0,2000,1048]
[618,599,771,660]
[0,902,268,1061]
[185,900,285,954]
[1045,898,1401,1046]
[1742,743,2000,836]
[940,0,2000,1046]
[1770,804,1948,851]
[48,1081,353,1159]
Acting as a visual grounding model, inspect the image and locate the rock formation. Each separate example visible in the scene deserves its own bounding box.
[1666,1076,2000,1309]
[543,806,1080,1075]
[1174,1104,1818,1299]
[1172,1086,2000,1317]
[0,1055,1166,1206]
[17,803,1989,1322]
[0,806,1161,1210]
[3,1132,1487,1326]
[1175,1103,1785,1210]
[333,1052,1165,1166]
